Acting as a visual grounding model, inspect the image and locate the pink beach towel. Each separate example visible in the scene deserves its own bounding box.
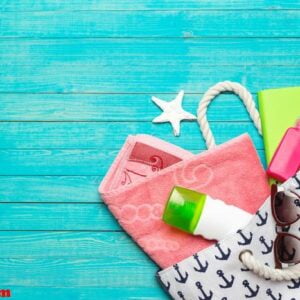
[99,82,270,268]
[99,134,269,268]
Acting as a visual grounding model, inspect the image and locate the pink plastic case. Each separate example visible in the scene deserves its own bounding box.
[267,120,300,181]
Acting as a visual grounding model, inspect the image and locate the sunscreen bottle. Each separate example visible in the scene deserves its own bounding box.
[163,186,252,240]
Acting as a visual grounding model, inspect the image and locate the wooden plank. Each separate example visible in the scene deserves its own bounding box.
[0,121,264,149]
[0,11,299,38]
[0,93,258,121]
[0,149,266,176]
[0,231,144,258]
[0,139,265,197]
[0,257,159,288]
[0,203,120,230]
[0,65,299,93]
[1,287,166,300]
[0,176,103,203]
[0,231,163,295]
[1,0,299,11]
[0,121,263,149]
[0,149,115,176]
[1,38,299,67]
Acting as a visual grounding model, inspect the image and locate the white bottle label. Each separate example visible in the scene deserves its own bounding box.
[193,196,252,240]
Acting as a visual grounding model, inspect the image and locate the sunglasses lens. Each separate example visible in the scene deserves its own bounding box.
[277,235,300,264]
[274,190,300,224]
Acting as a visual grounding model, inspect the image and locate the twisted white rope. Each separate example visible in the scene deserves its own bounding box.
[240,250,300,281]
[197,81,299,280]
[197,81,262,149]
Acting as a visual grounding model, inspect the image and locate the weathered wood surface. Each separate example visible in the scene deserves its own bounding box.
[1,11,299,38]
[1,1,299,299]
[2,0,300,11]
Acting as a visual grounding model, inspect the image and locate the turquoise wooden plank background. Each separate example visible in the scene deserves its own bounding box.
[0,1,299,299]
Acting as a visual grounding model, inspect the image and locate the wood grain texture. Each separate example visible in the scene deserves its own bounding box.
[1,0,299,299]
[0,149,115,175]
[0,203,119,230]
[1,38,299,67]
[1,65,299,93]
[0,121,263,149]
[1,93,258,121]
[0,287,164,300]
[0,258,158,287]
[0,231,144,258]
[1,10,299,38]
[2,0,300,11]
[0,176,103,202]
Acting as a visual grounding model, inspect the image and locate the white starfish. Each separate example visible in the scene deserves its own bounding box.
[151,90,196,136]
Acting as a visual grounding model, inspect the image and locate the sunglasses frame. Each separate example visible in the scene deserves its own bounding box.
[274,232,300,269]
[271,184,300,227]
[271,184,300,269]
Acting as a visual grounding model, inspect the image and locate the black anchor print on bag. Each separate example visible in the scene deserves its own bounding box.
[216,270,235,288]
[214,243,231,260]
[161,279,170,291]
[193,254,208,273]
[288,278,300,289]
[195,281,213,300]
[242,280,260,298]
[177,291,185,300]
[237,229,253,246]
[173,264,188,284]
[266,288,282,300]
[256,210,268,226]
[259,236,273,254]
[293,174,300,190]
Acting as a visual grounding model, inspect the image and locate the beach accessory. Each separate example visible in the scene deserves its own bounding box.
[258,86,300,164]
[274,233,300,269]
[157,172,300,300]
[152,90,196,136]
[267,120,300,182]
[99,81,269,268]
[271,183,300,268]
[163,186,252,240]
[271,183,300,227]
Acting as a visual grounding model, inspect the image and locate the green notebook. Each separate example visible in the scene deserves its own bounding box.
[258,86,300,165]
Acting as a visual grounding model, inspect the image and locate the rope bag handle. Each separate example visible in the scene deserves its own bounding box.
[197,81,300,280]
[197,81,262,149]
[239,250,300,281]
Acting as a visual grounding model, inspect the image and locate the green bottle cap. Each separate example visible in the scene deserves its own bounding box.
[162,186,206,233]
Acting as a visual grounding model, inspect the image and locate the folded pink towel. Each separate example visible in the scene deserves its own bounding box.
[99,134,269,268]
